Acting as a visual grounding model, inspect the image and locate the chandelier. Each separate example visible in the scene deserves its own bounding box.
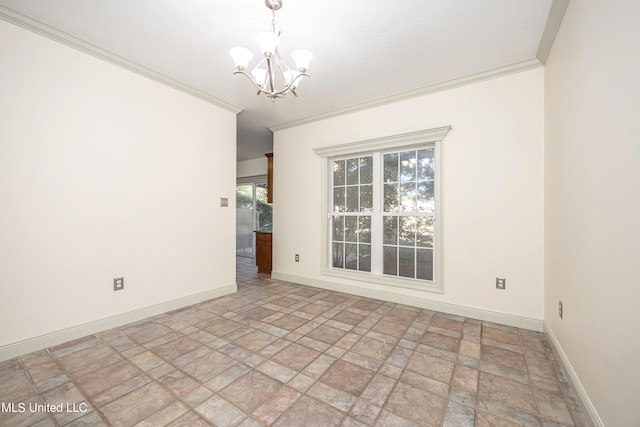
[229,0,313,100]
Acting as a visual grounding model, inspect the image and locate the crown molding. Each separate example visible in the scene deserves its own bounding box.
[270,0,570,133]
[270,58,542,132]
[537,0,570,64]
[1,1,568,127]
[0,4,242,114]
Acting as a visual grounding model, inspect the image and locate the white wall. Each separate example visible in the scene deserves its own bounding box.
[273,69,545,325]
[0,20,237,351]
[544,1,640,425]
[237,157,268,179]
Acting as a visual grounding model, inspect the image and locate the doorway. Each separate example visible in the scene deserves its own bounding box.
[236,178,272,256]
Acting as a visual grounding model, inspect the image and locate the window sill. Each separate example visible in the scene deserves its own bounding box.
[321,266,443,294]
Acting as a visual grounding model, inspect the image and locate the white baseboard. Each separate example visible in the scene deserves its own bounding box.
[271,272,543,331]
[0,283,237,362]
[544,322,604,427]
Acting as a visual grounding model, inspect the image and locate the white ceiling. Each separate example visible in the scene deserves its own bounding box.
[0,0,565,160]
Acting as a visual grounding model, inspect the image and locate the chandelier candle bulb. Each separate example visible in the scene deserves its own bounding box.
[255,31,280,55]
[229,47,253,70]
[228,0,313,100]
[291,49,314,72]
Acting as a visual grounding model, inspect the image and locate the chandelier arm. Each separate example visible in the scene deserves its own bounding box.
[232,69,308,99]
[286,71,308,90]
[269,72,309,97]
[233,69,271,94]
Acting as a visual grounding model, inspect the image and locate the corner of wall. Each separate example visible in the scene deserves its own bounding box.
[543,321,604,426]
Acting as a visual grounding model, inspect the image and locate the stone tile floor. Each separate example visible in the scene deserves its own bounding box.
[0,256,593,426]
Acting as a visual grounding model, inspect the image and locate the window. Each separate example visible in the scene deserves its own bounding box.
[381,148,435,280]
[316,127,450,293]
[331,156,373,272]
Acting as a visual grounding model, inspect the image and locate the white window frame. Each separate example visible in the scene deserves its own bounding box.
[315,127,451,293]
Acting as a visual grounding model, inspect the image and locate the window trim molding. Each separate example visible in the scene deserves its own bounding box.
[315,126,451,294]
[314,127,451,158]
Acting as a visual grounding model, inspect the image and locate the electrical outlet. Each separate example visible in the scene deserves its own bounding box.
[114,277,124,291]
[295,254,300,262]
[496,277,506,290]
[559,300,563,319]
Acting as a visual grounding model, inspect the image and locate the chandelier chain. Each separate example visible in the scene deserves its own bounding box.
[271,8,276,33]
